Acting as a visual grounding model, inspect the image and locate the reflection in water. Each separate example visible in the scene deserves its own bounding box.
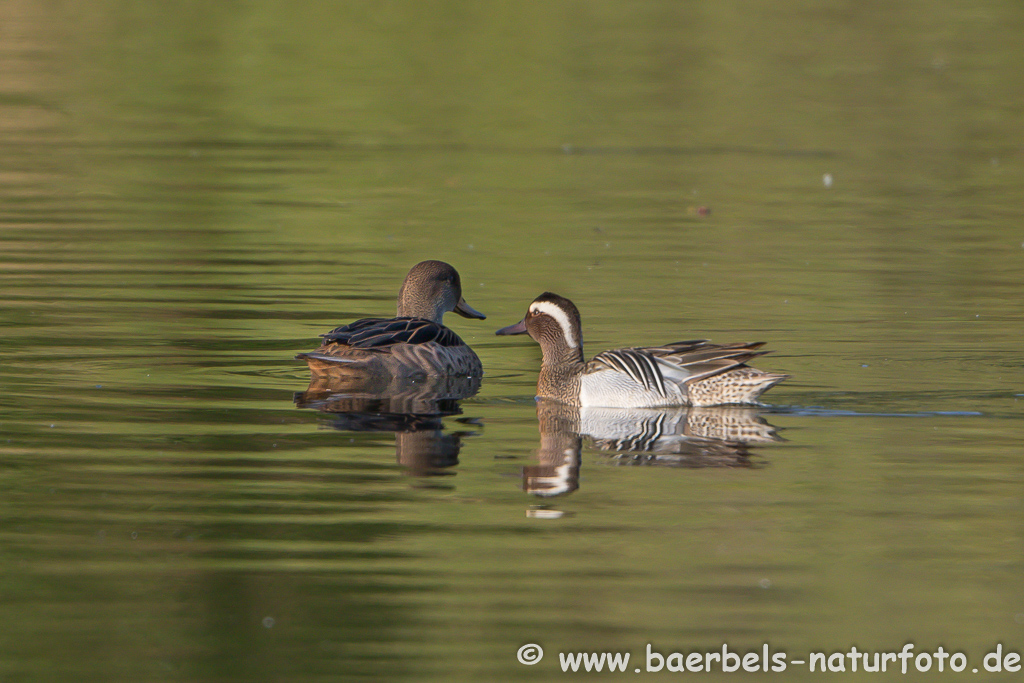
[525,400,584,498]
[584,404,781,467]
[295,366,481,478]
[526,401,782,497]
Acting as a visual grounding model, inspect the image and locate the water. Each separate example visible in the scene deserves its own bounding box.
[2,2,1023,681]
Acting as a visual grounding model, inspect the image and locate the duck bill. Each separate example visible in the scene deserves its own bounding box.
[454,297,487,320]
[495,318,528,335]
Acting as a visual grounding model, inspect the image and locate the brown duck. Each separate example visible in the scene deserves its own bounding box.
[497,292,787,407]
[298,260,486,380]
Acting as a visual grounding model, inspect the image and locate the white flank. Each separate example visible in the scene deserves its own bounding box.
[530,301,577,348]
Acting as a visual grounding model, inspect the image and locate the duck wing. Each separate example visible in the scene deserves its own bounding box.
[320,317,465,348]
[587,348,672,397]
[587,341,771,396]
[646,341,770,384]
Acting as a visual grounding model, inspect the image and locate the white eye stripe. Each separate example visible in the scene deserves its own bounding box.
[529,301,577,348]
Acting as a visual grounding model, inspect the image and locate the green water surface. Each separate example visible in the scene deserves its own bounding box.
[1,2,1022,681]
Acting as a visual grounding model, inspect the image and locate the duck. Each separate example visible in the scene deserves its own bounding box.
[496,292,787,407]
[297,260,486,380]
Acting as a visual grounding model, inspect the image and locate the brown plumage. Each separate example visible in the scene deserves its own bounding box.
[297,260,486,381]
[497,292,787,407]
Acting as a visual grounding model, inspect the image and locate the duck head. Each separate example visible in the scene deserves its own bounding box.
[496,292,584,362]
[397,260,486,323]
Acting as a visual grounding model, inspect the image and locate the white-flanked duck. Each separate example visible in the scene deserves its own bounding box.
[496,292,787,407]
[298,260,486,379]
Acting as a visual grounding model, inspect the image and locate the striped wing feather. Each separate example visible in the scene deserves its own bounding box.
[588,341,770,395]
[320,317,464,348]
[588,348,670,397]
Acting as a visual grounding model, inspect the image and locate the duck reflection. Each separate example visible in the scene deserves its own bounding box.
[525,401,782,497]
[524,400,584,497]
[295,367,481,478]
